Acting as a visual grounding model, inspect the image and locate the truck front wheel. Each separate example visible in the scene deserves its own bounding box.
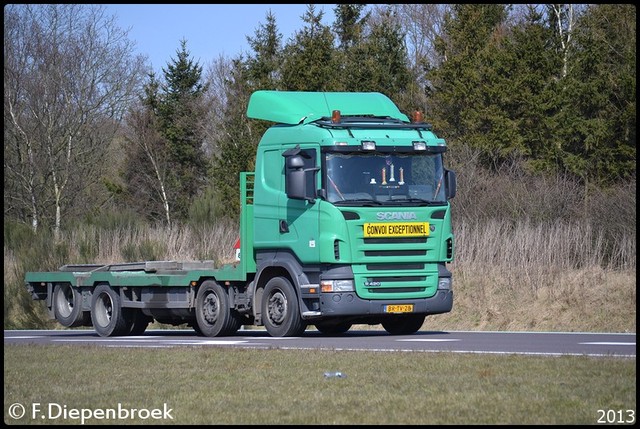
[381,314,425,335]
[53,283,89,327]
[195,280,241,337]
[262,276,306,337]
[315,320,352,335]
[91,284,130,337]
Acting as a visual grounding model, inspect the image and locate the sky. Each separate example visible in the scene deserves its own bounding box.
[103,4,337,72]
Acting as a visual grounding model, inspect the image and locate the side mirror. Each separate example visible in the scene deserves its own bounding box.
[285,155,307,200]
[445,169,456,200]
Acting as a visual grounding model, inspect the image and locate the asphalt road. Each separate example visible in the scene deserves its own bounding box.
[4,329,636,358]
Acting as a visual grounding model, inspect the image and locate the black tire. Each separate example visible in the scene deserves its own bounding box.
[262,276,306,337]
[90,284,130,337]
[381,314,425,335]
[128,309,151,335]
[53,283,89,327]
[190,321,204,336]
[315,321,352,335]
[195,280,241,337]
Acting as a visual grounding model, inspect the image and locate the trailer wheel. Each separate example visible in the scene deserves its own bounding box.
[195,280,241,337]
[53,283,89,327]
[91,284,130,337]
[128,310,151,335]
[381,314,425,335]
[262,276,306,337]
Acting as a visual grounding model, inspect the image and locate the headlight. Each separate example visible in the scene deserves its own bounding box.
[320,280,354,292]
[438,277,452,290]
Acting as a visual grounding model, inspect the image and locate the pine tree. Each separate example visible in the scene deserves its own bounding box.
[245,10,283,90]
[428,4,512,167]
[281,4,339,91]
[554,4,636,185]
[158,40,210,220]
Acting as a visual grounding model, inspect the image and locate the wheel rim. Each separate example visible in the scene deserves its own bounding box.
[202,291,220,325]
[94,292,114,328]
[267,290,287,325]
[55,286,74,318]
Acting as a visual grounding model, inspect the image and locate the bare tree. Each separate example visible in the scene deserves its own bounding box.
[202,54,234,159]
[123,106,173,226]
[394,4,450,72]
[373,4,450,112]
[550,4,575,79]
[4,4,146,235]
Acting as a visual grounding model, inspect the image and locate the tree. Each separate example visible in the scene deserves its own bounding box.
[428,4,512,165]
[393,4,450,113]
[281,4,339,91]
[123,40,210,224]
[209,58,256,219]
[333,3,369,50]
[122,73,173,225]
[332,3,370,92]
[553,4,636,186]
[4,4,146,235]
[360,6,415,113]
[245,10,283,90]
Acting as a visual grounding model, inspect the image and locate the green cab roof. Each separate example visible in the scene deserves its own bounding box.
[246,90,409,125]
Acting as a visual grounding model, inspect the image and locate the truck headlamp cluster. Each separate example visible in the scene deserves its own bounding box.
[320,280,354,292]
[438,277,452,290]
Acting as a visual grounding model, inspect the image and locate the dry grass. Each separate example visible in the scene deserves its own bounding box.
[4,217,636,333]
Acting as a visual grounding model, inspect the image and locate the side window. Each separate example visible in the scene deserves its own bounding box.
[282,146,318,201]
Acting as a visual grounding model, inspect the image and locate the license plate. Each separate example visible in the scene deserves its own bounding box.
[385,304,414,313]
[364,222,429,238]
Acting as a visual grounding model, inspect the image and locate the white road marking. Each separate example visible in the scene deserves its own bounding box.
[580,342,635,346]
[396,338,461,342]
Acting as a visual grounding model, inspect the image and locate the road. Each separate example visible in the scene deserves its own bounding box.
[4,329,636,358]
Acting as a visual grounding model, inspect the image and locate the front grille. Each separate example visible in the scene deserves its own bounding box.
[366,263,424,271]
[371,287,425,293]
[365,250,426,257]
[367,276,426,283]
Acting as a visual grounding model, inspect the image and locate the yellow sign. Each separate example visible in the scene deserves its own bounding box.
[364,222,429,238]
[385,304,414,313]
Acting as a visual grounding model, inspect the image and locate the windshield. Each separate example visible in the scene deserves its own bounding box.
[324,151,446,206]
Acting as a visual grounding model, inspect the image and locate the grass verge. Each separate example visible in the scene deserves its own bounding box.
[4,344,636,425]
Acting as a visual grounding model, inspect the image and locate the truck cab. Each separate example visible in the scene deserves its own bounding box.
[246,91,456,336]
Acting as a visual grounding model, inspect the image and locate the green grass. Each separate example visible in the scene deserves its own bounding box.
[4,344,636,425]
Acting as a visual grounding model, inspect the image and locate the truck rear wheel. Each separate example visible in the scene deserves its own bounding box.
[381,314,425,335]
[262,276,306,337]
[91,284,130,337]
[53,283,89,327]
[195,280,241,337]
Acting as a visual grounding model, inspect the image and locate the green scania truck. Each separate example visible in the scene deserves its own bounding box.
[24,90,457,337]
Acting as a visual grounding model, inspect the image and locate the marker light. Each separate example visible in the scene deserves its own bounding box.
[412,111,424,123]
[361,140,376,151]
[412,141,427,150]
[332,110,341,123]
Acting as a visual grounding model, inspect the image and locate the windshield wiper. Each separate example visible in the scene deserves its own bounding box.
[383,197,442,206]
[334,198,383,206]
